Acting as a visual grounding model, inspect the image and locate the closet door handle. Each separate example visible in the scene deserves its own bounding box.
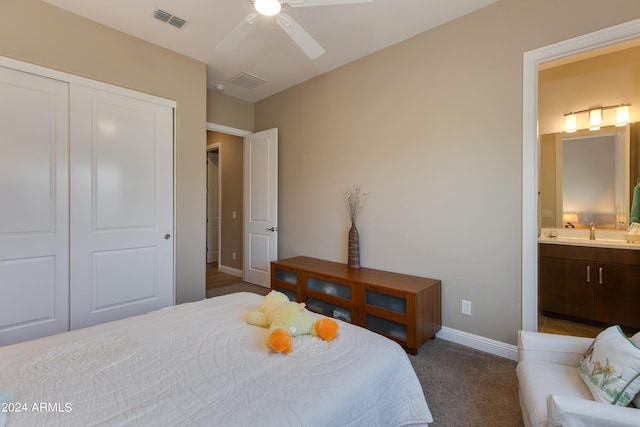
[586,265,590,283]
[599,267,603,285]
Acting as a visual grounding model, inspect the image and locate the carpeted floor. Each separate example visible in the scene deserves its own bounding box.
[409,339,523,426]
[207,281,524,426]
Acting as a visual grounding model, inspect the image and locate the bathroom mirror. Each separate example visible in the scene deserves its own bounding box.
[540,123,640,229]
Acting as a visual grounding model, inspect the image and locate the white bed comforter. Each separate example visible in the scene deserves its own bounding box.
[0,292,433,426]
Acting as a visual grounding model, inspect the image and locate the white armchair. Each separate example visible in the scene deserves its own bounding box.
[516,330,640,427]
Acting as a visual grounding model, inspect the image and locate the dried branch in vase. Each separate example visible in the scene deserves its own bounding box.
[345,186,367,224]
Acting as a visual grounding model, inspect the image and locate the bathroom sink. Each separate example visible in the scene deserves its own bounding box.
[539,228,640,249]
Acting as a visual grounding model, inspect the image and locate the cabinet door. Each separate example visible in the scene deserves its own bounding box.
[69,84,174,329]
[595,263,640,329]
[303,275,356,323]
[271,265,299,301]
[305,297,355,323]
[362,287,411,345]
[539,257,594,319]
[0,67,69,345]
[306,276,353,301]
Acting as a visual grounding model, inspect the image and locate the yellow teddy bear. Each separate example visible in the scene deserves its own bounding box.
[246,290,339,354]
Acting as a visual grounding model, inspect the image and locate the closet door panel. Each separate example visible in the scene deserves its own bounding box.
[0,67,69,345]
[69,84,174,330]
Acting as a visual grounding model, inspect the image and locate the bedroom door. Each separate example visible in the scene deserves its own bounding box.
[69,84,175,330]
[0,67,69,345]
[243,128,278,287]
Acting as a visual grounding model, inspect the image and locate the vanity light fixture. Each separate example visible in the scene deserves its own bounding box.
[589,109,601,131]
[563,103,631,132]
[254,0,281,16]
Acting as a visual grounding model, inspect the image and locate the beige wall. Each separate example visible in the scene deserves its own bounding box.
[255,0,640,345]
[2,0,207,304]
[207,131,244,270]
[207,90,254,131]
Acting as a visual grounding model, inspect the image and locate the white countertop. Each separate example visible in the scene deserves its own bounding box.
[538,228,640,250]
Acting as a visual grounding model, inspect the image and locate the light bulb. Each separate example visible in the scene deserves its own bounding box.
[616,105,629,127]
[589,109,601,131]
[565,114,576,133]
[254,0,281,16]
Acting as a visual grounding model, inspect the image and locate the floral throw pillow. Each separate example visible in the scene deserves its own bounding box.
[577,326,640,406]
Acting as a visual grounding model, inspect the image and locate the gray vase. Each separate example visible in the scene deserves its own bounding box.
[348,222,360,269]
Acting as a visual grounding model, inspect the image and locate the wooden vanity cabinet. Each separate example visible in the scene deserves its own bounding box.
[539,256,594,320]
[594,262,640,328]
[539,244,640,331]
[270,256,442,354]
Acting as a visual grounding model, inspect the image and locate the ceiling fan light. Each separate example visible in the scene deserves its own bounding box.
[255,0,281,16]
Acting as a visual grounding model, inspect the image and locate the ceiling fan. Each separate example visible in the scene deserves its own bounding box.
[215,0,373,59]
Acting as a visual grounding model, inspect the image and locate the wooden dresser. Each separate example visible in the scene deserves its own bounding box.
[271,256,442,354]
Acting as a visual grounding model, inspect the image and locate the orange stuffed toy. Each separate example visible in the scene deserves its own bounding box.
[246,290,339,354]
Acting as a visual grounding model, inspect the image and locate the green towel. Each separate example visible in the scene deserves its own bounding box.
[631,185,640,224]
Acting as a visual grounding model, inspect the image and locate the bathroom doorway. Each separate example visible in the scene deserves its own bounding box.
[206,146,219,264]
[205,126,247,295]
[522,20,640,335]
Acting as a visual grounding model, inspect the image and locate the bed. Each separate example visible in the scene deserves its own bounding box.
[0,292,433,426]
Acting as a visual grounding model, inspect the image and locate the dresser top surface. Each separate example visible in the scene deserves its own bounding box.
[272,256,440,292]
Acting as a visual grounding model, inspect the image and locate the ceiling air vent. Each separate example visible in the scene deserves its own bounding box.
[153,8,187,29]
[167,16,186,29]
[228,72,267,89]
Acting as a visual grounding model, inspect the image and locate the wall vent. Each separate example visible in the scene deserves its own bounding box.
[228,72,267,89]
[153,8,186,29]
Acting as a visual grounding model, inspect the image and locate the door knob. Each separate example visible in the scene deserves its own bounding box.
[165,234,171,240]
[265,227,278,232]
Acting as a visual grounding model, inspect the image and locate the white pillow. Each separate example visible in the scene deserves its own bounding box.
[632,332,640,408]
[632,331,640,347]
[577,325,640,406]
[0,391,10,427]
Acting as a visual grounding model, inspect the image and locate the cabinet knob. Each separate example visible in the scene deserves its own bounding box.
[586,265,590,283]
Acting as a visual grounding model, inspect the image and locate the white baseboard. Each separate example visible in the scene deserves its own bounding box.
[218,265,243,277]
[436,326,518,361]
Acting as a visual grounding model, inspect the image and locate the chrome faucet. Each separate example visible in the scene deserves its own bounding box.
[589,222,596,240]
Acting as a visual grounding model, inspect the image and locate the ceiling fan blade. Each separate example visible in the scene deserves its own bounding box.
[287,0,373,7]
[277,14,325,59]
[215,13,260,52]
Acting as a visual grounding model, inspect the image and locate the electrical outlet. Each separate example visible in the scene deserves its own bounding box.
[461,300,472,315]
[232,252,236,260]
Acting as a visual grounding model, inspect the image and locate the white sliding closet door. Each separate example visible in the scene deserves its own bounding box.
[69,84,174,330]
[0,67,69,345]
